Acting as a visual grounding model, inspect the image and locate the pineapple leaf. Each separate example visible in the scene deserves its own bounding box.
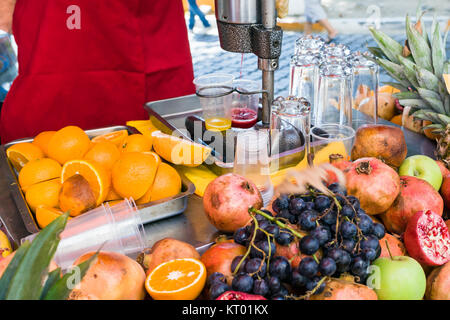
[42,252,98,300]
[393,91,420,99]
[422,96,446,114]
[39,268,62,300]
[417,87,443,101]
[382,81,409,91]
[431,20,445,80]
[415,64,440,92]
[397,54,420,88]
[377,58,411,88]
[0,241,30,299]
[366,46,387,60]
[369,27,404,64]
[399,98,429,108]
[5,213,69,300]
[445,95,450,115]
[406,14,433,72]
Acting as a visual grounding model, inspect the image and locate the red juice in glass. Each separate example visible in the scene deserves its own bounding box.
[231,106,258,128]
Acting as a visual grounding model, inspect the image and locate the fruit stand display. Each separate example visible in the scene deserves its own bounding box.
[0,11,448,301]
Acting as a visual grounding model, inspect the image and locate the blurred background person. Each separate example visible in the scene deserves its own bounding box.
[188,0,211,32]
[304,0,338,43]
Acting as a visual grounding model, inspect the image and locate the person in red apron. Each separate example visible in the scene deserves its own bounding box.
[0,0,196,143]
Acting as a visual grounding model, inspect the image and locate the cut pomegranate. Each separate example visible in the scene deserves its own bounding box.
[404,210,450,266]
[216,291,266,300]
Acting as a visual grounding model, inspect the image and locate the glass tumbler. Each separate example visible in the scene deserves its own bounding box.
[233,130,274,207]
[194,73,234,131]
[311,124,356,165]
[295,35,325,55]
[230,79,261,129]
[315,62,353,127]
[349,51,379,129]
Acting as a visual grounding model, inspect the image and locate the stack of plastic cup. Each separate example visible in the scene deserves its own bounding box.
[22,198,146,270]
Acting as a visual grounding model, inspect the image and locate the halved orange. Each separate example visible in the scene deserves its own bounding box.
[7,142,44,172]
[152,131,211,167]
[91,130,129,148]
[145,258,206,300]
[61,159,111,206]
[35,206,71,229]
[18,158,62,191]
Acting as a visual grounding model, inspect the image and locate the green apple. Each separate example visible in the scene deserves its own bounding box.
[368,256,426,300]
[399,155,443,191]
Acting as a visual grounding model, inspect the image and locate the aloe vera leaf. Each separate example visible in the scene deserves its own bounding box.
[431,21,445,79]
[0,241,30,299]
[382,81,409,92]
[406,14,433,72]
[415,65,440,92]
[5,213,69,300]
[377,58,411,88]
[393,91,421,99]
[369,27,404,64]
[39,268,62,300]
[399,98,430,108]
[43,252,98,300]
[397,54,420,88]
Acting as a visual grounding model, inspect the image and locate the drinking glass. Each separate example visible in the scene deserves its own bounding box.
[230,79,260,129]
[315,62,353,127]
[289,54,320,124]
[193,73,235,131]
[349,51,379,129]
[233,130,274,207]
[295,35,325,55]
[311,124,355,165]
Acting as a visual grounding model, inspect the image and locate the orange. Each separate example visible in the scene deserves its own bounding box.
[35,206,71,229]
[137,163,181,204]
[105,188,122,201]
[84,141,120,170]
[47,126,91,165]
[59,174,97,217]
[25,178,61,213]
[378,85,401,95]
[32,131,56,156]
[112,152,160,200]
[423,120,441,140]
[120,134,153,153]
[6,142,44,172]
[18,158,62,191]
[91,130,128,148]
[152,131,211,167]
[145,258,206,300]
[444,74,450,94]
[390,114,403,126]
[61,159,111,206]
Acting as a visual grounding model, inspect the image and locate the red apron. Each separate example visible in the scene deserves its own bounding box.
[0,0,195,143]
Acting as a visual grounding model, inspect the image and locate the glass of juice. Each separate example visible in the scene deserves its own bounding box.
[231,79,260,129]
[193,73,234,131]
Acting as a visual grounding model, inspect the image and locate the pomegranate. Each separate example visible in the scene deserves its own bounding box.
[136,238,200,275]
[436,161,450,178]
[381,176,444,234]
[425,261,450,300]
[379,233,406,258]
[203,173,263,232]
[326,154,351,185]
[403,210,450,266]
[345,158,400,215]
[200,240,246,285]
[440,174,450,208]
[216,291,266,300]
[309,277,378,300]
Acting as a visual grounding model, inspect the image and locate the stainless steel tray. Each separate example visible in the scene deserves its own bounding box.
[2,125,196,234]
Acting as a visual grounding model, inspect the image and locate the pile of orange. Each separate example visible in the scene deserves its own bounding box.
[6,123,210,229]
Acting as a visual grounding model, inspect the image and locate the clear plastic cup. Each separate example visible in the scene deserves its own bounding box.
[22,198,146,270]
[231,79,261,129]
[311,124,355,164]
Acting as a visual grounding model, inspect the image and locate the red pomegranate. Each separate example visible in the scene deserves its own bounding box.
[436,160,450,178]
[345,157,400,215]
[216,291,266,300]
[203,173,263,232]
[440,174,450,208]
[200,240,246,285]
[379,233,406,258]
[426,261,450,300]
[404,210,450,266]
[381,176,444,234]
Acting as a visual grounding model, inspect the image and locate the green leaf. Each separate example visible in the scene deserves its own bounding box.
[393,91,421,99]
[369,27,404,64]
[399,98,429,108]
[382,82,409,92]
[418,87,442,101]
[0,241,30,299]
[377,58,411,88]
[415,65,440,92]
[397,54,420,88]
[423,96,446,114]
[5,213,69,300]
[43,252,98,300]
[39,268,62,300]
[406,14,433,72]
[366,46,387,60]
[431,20,445,79]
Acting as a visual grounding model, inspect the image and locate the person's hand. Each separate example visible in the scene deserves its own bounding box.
[0,0,17,34]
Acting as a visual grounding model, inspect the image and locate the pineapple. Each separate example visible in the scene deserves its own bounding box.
[367,10,450,165]
[0,213,96,300]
